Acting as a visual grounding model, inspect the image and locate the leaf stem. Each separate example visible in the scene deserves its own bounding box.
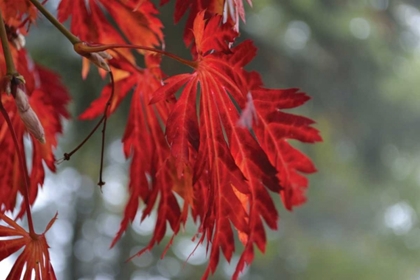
[0,96,36,237]
[28,0,80,44]
[0,11,17,74]
[57,115,105,164]
[76,43,198,69]
[18,0,49,29]
[26,0,196,70]
[58,72,115,188]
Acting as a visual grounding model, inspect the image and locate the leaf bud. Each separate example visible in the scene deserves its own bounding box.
[11,77,45,144]
[87,51,113,72]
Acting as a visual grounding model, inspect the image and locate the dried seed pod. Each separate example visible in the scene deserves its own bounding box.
[13,86,45,144]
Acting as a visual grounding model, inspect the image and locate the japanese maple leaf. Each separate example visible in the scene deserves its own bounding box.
[0,49,70,213]
[0,0,37,26]
[58,0,163,77]
[151,11,321,279]
[0,212,57,279]
[161,0,252,45]
[58,0,162,49]
[214,40,322,278]
[58,0,162,43]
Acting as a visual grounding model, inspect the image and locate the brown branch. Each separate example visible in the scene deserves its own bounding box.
[0,96,36,236]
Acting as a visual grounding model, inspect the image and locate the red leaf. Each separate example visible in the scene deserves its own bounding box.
[149,13,321,279]
[252,88,322,209]
[0,212,57,280]
[220,39,322,210]
[0,0,37,26]
[58,0,162,48]
[99,0,163,48]
[58,0,163,76]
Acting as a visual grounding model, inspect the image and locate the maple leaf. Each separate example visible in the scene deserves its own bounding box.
[0,212,57,279]
[161,0,252,45]
[150,11,321,279]
[58,0,162,77]
[0,49,70,213]
[215,38,322,210]
[252,88,321,209]
[58,0,163,46]
[0,0,37,26]
[216,40,322,278]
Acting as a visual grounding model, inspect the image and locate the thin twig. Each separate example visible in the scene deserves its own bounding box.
[28,0,80,44]
[56,115,105,164]
[0,11,16,74]
[75,43,198,69]
[57,72,116,188]
[98,71,115,187]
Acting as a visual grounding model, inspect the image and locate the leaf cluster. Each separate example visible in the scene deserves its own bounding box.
[0,0,321,279]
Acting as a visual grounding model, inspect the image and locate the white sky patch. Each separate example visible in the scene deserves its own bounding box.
[384,201,416,235]
[107,139,126,164]
[102,180,126,208]
[0,257,14,279]
[284,21,311,50]
[349,18,371,40]
[173,237,207,266]
[132,209,156,236]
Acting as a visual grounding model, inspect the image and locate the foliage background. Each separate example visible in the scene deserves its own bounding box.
[2,0,419,279]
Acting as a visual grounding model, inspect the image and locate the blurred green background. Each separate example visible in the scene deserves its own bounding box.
[4,0,420,279]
